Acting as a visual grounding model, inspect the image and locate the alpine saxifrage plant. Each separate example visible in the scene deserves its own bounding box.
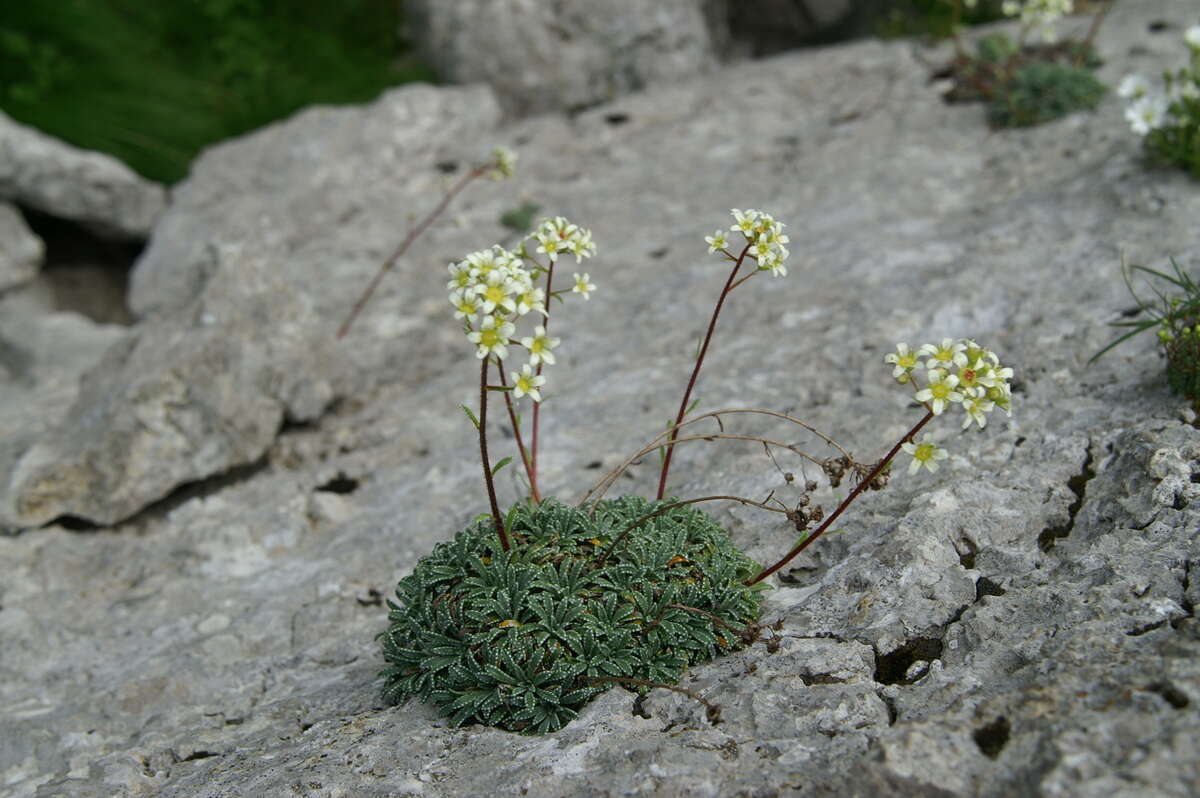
[346,147,1015,734]
[378,497,762,733]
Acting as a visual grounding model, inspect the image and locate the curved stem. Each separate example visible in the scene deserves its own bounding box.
[478,358,509,550]
[338,165,486,339]
[746,409,934,586]
[655,244,752,500]
[580,407,852,508]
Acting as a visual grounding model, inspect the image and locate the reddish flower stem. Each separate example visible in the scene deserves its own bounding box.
[337,165,487,339]
[528,260,556,504]
[478,358,509,550]
[745,409,935,586]
[497,364,540,503]
[655,244,752,500]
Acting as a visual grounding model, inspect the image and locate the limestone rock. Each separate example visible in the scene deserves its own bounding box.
[405,0,721,115]
[3,1,1200,795]
[0,110,167,239]
[0,202,42,292]
[0,83,502,528]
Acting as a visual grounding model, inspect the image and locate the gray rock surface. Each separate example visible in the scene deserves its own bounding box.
[405,0,864,117]
[0,84,502,529]
[0,202,42,292]
[3,1,1200,795]
[0,110,166,239]
[405,0,722,115]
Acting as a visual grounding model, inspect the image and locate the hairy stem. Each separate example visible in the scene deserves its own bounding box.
[337,165,486,339]
[746,409,935,586]
[655,244,752,500]
[479,358,509,550]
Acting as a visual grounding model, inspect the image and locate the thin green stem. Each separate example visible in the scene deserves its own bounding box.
[479,358,509,550]
[655,243,752,500]
[746,409,935,586]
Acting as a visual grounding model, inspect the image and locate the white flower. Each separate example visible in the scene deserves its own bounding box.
[1126,95,1169,136]
[985,381,1013,416]
[884,343,920,380]
[762,252,788,277]
[1117,74,1151,100]
[749,236,775,265]
[705,229,728,254]
[901,437,949,475]
[474,270,519,315]
[1003,0,1073,42]
[920,338,968,369]
[729,208,759,236]
[447,260,473,291]
[568,228,597,262]
[1185,25,1200,50]
[449,289,482,322]
[514,285,547,317]
[511,364,546,402]
[466,316,515,359]
[960,393,995,430]
[465,247,511,280]
[489,146,517,180]
[572,272,596,300]
[914,369,964,415]
[521,325,560,366]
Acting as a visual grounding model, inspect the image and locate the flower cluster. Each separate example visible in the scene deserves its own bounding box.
[706,208,790,276]
[488,146,518,181]
[1118,27,1200,150]
[886,338,1014,473]
[1000,0,1073,43]
[447,218,597,401]
[887,338,1014,423]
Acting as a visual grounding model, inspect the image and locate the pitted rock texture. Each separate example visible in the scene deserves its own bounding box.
[0,110,166,240]
[2,2,1200,796]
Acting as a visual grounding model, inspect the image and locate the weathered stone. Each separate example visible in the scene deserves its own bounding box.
[405,0,721,115]
[0,84,502,529]
[3,1,1200,796]
[0,202,42,292]
[0,110,167,239]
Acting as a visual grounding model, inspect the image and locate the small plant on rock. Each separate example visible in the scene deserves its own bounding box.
[938,0,1110,128]
[368,150,1015,733]
[1094,257,1200,410]
[1117,26,1200,178]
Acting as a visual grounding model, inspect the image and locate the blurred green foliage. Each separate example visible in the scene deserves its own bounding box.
[0,0,434,183]
[988,61,1106,127]
[875,0,1007,40]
